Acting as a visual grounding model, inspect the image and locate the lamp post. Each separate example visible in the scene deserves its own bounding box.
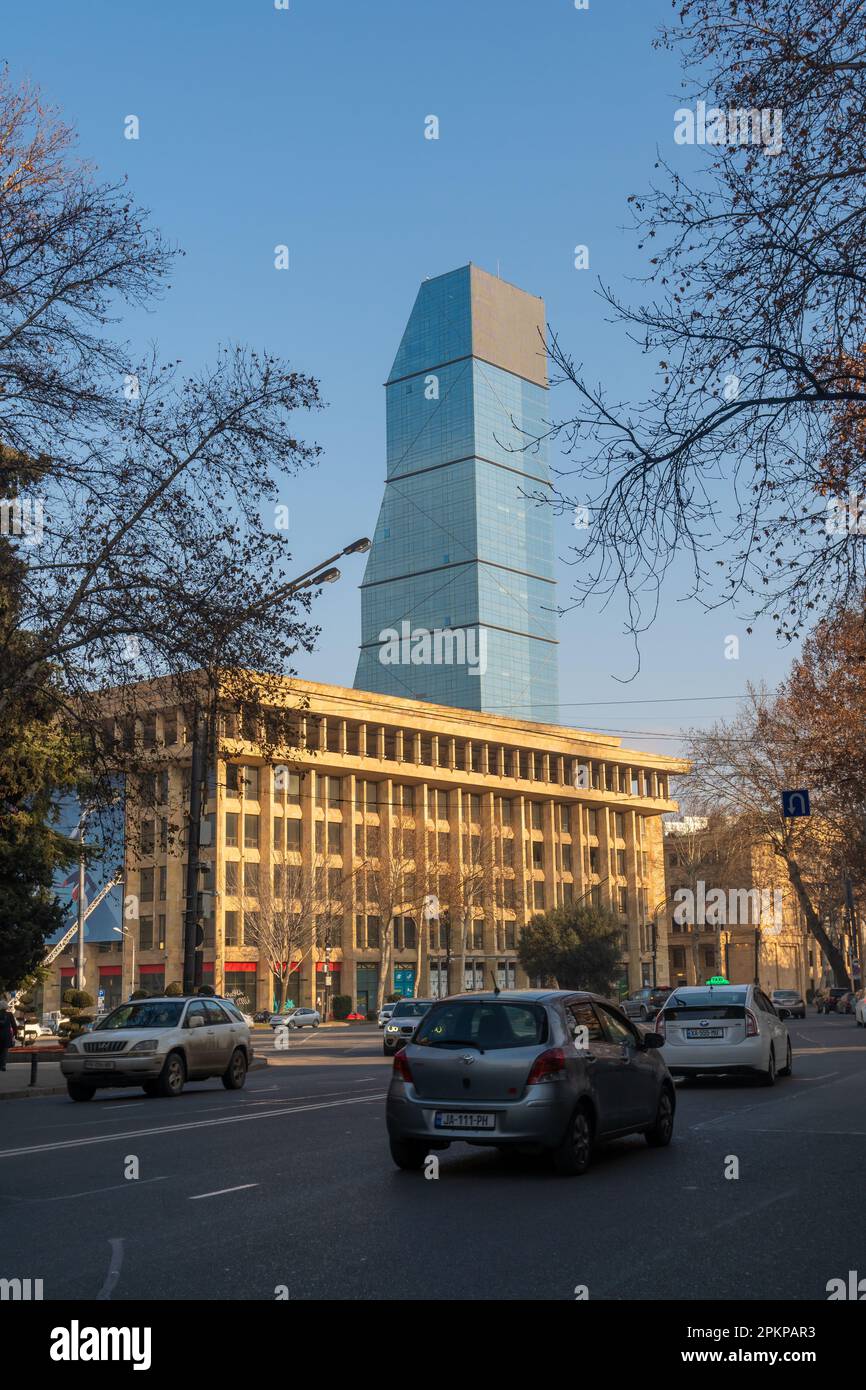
[113,923,135,999]
[181,539,371,994]
[74,807,93,994]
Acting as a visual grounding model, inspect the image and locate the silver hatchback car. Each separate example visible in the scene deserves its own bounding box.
[386,990,675,1176]
[61,996,252,1100]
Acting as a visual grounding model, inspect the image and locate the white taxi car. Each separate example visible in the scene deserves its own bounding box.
[656,983,792,1084]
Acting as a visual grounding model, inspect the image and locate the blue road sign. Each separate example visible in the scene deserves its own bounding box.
[782,789,811,817]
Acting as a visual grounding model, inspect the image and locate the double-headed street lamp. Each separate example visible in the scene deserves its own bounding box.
[180,537,371,993]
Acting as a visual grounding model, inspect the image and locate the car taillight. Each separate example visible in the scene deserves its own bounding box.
[526,1047,567,1085]
[656,1014,666,1038]
[392,1050,413,1083]
[745,1009,758,1037]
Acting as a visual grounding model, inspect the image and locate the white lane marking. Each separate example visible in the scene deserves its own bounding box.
[799,1071,840,1081]
[0,1093,387,1160]
[96,1237,124,1301]
[101,1102,146,1110]
[750,1127,866,1137]
[705,1188,798,1234]
[5,1177,169,1204]
[190,1183,259,1200]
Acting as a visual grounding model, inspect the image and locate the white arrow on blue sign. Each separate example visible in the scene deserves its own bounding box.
[782,789,810,817]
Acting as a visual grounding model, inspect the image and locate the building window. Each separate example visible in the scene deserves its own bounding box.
[243,862,259,896]
[139,868,154,901]
[534,882,545,909]
[244,814,259,849]
[225,812,238,848]
[588,809,598,836]
[530,803,542,830]
[158,865,167,900]
[139,916,153,950]
[225,911,239,947]
[532,842,543,869]
[242,766,260,798]
[328,822,342,854]
[287,819,301,852]
[225,861,239,895]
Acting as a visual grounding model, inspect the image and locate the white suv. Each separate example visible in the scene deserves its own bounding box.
[656,983,792,1084]
[61,996,252,1101]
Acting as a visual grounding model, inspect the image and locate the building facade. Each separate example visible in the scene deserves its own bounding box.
[354,264,559,722]
[664,818,830,996]
[43,678,684,1016]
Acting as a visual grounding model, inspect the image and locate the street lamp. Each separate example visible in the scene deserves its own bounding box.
[113,924,135,1001]
[181,537,372,993]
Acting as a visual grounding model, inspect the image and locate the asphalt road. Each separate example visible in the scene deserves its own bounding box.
[2,1016,864,1301]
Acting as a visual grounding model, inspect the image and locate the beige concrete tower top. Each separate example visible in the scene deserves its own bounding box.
[469,263,547,388]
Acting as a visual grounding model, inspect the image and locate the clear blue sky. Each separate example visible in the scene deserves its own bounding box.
[4,0,798,755]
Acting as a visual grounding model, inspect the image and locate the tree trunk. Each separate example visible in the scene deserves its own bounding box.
[278,970,288,1012]
[785,854,850,986]
[376,918,394,1012]
[414,910,426,999]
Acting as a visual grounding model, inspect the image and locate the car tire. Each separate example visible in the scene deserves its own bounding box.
[313,1021,320,1029]
[778,1038,793,1077]
[222,1048,248,1090]
[760,1046,776,1086]
[645,1086,675,1147]
[156,1050,186,1098]
[383,1044,393,1056]
[67,1082,96,1102]
[389,1137,428,1171]
[552,1103,594,1176]
[141,1081,160,1097]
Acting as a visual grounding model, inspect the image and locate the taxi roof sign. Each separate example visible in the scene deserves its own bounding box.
[705,975,730,985]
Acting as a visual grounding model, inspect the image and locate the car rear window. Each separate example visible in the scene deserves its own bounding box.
[414,1000,548,1050]
[392,1001,433,1018]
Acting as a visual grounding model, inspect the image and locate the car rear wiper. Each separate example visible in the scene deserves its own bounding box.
[424,1038,485,1053]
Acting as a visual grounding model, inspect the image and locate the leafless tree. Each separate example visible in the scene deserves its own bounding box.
[528,1,866,658]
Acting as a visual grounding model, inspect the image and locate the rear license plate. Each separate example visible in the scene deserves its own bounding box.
[685,1028,723,1039]
[434,1111,495,1131]
[84,1059,114,1070]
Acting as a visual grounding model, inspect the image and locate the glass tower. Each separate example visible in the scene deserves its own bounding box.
[354,264,559,722]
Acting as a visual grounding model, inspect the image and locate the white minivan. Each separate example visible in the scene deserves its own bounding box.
[656,983,792,1084]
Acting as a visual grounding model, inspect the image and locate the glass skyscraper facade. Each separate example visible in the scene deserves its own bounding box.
[354,264,559,721]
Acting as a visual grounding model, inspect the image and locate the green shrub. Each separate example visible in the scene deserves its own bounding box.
[130,988,150,1000]
[62,989,94,1011]
[165,980,183,997]
[331,994,352,1020]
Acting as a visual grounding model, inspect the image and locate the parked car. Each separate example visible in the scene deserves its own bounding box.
[620,987,671,1021]
[656,983,791,1083]
[60,995,252,1101]
[269,1007,321,1030]
[386,990,674,1176]
[854,989,866,1028]
[816,987,851,1014]
[836,990,856,1015]
[378,1003,398,1029]
[383,999,435,1054]
[770,989,806,1020]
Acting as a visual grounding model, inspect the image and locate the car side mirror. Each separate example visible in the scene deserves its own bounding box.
[187,1015,204,1029]
[642,1032,665,1049]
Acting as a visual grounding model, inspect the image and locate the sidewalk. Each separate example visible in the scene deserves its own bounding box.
[0,1050,269,1100]
[0,1051,66,1100]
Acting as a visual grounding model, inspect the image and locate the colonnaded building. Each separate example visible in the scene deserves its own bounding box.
[42,677,686,1016]
[41,264,687,1016]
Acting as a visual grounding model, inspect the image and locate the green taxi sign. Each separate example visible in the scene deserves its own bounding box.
[705,975,730,986]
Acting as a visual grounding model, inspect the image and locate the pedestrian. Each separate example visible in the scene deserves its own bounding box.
[0,1003,18,1071]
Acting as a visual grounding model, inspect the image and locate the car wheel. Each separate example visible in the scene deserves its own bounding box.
[778,1038,793,1077]
[313,1021,320,1029]
[222,1048,248,1090]
[552,1103,594,1176]
[645,1087,675,1147]
[67,1082,96,1102]
[389,1137,428,1171]
[760,1046,776,1086]
[383,1044,393,1056]
[156,1050,186,1097]
[141,1081,160,1097]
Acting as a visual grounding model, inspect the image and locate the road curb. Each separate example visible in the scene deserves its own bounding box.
[0,1085,68,1101]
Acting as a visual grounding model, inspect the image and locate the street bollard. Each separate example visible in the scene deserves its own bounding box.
[29,1050,38,1086]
